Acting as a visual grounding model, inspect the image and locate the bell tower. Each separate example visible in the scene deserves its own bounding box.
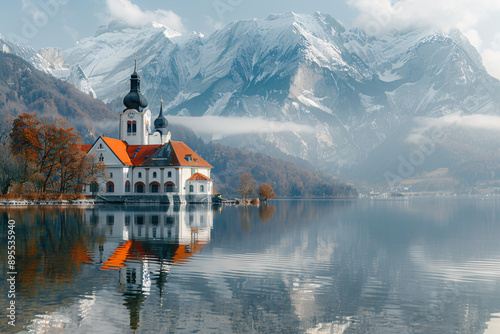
[119,58,151,145]
[149,99,171,145]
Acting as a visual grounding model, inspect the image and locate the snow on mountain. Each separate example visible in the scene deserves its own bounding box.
[38,47,67,70]
[12,13,500,181]
[0,34,51,73]
[52,65,97,99]
[0,35,97,100]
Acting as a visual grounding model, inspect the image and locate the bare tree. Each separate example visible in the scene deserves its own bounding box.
[0,119,23,194]
[237,174,256,201]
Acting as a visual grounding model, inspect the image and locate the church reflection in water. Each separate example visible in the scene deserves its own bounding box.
[83,204,215,331]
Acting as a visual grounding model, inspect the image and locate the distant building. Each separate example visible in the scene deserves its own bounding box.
[82,63,213,203]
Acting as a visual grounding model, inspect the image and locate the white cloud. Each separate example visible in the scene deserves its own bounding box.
[204,15,224,32]
[348,0,500,34]
[168,116,315,140]
[482,33,500,80]
[407,112,500,143]
[348,0,500,79]
[105,0,185,32]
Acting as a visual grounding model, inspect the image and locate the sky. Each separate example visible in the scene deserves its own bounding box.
[0,0,499,78]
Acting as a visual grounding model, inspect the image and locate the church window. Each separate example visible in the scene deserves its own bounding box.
[99,153,104,162]
[200,185,204,192]
[189,185,194,193]
[150,182,160,193]
[165,182,175,193]
[106,182,114,193]
[167,171,172,178]
[110,172,113,178]
[135,182,145,193]
[125,181,131,193]
[138,172,142,178]
[99,143,103,149]
[132,121,137,133]
[153,172,157,178]
[127,121,132,133]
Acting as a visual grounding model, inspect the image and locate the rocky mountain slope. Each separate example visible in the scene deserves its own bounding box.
[58,13,500,180]
[0,52,116,140]
[5,12,500,186]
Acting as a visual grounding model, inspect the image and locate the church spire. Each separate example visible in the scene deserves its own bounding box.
[154,99,168,132]
[123,55,148,111]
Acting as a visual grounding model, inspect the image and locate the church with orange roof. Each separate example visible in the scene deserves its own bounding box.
[82,63,214,203]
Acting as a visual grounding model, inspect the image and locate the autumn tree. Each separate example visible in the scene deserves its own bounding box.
[75,152,106,195]
[259,183,276,202]
[237,174,256,201]
[9,113,102,195]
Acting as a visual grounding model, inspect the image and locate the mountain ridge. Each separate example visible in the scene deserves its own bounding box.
[4,12,500,187]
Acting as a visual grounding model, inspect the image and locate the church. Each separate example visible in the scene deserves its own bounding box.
[82,63,214,203]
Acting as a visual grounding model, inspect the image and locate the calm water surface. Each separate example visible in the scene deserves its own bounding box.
[1,198,500,333]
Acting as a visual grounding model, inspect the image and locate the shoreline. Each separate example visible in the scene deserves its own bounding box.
[0,198,99,206]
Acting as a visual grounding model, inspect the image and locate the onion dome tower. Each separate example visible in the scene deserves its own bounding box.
[123,58,148,112]
[154,100,168,135]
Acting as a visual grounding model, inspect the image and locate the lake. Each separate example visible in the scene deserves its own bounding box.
[1,198,500,333]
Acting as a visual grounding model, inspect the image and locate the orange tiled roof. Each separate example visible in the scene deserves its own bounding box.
[101,137,133,166]
[96,138,212,168]
[187,173,213,181]
[127,145,161,166]
[170,141,213,168]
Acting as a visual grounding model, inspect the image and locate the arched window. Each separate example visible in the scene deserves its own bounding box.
[167,171,172,178]
[125,181,131,193]
[132,121,137,133]
[138,172,142,178]
[200,185,204,192]
[165,182,175,193]
[127,121,132,133]
[106,182,114,193]
[153,172,157,178]
[189,185,194,193]
[135,182,145,193]
[99,143,103,149]
[150,182,160,193]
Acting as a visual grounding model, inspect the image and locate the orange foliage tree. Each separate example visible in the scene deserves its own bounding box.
[9,113,104,196]
[258,183,276,202]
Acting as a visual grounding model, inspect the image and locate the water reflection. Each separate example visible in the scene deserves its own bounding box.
[1,199,500,333]
[0,204,215,333]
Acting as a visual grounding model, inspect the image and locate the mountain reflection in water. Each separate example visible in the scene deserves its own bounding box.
[1,199,500,333]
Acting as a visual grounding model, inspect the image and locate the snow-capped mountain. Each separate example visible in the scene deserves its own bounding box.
[0,35,97,99]
[61,12,500,176]
[7,12,500,183]
[0,34,51,72]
